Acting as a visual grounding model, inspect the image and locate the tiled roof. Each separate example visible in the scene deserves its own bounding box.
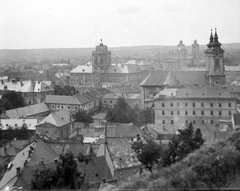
[110,84,141,94]
[45,95,80,105]
[70,62,93,73]
[155,85,234,100]
[5,103,50,119]
[78,156,113,183]
[0,141,37,190]
[19,81,54,93]
[76,94,91,104]
[233,113,240,126]
[105,124,144,138]
[0,119,38,130]
[36,110,73,127]
[0,81,22,91]
[162,71,181,86]
[102,93,141,100]
[140,70,208,86]
[107,143,141,169]
[105,64,141,74]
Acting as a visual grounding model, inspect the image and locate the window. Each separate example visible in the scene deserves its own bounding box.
[61,106,64,109]
[104,100,106,103]
[211,111,213,115]
[211,120,214,124]
[68,106,71,109]
[162,120,165,124]
[52,105,55,108]
[162,111,165,115]
[193,120,196,124]
[75,106,78,110]
[177,111,180,115]
[110,100,112,104]
[186,120,188,124]
[185,103,188,107]
[201,111,204,115]
[219,103,222,107]
[202,120,204,124]
[193,103,195,107]
[177,103,179,107]
[201,103,204,107]
[210,103,213,107]
[162,103,165,107]
[171,111,173,115]
[219,111,222,116]
[193,111,195,115]
[229,111,232,116]
[171,120,174,124]
[170,103,173,107]
[229,103,232,107]
[57,105,60,109]
[185,111,188,115]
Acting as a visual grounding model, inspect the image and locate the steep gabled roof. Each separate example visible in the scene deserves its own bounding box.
[5,103,50,119]
[140,70,208,87]
[36,110,73,127]
[45,95,80,105]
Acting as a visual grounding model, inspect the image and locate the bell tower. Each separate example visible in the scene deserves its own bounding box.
[205,28,225,85]
[92,39,111,73]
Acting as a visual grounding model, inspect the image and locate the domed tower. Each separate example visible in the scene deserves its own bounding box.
[192,40,199,59]
[92,39,111,73]
[177,40,187,58]
[205,28,225,85]
[192,40,199,65]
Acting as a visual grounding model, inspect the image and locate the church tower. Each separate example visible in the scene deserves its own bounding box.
[192,40,199,65]
[205,28,225,85]
[92,39,111,73]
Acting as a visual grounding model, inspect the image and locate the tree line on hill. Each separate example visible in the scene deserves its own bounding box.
[121,128,240,190]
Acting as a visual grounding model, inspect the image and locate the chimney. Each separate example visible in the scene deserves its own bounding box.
[28,150,32,157]
[41,158,44,164]
[102,178,106,183]
[16,167,21,176]
[54,158,59,163]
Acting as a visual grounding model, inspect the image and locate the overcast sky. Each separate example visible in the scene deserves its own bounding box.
[0,0,239,49]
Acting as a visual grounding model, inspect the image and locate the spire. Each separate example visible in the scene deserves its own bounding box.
[212,28,222,48]
[207,29,213,48]
[214,28,218,41]
[100,38,103,46]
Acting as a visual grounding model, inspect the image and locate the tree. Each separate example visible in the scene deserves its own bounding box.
[161,123,205,167]
[105,97,137,124]
[139,107,155,125]
[54,85,79,96]
[0,91,25,111]
[73,110,93,124]
[132,139,162,173]
[31,152,83,190]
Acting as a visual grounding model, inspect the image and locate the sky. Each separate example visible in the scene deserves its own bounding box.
[0,0,239,49]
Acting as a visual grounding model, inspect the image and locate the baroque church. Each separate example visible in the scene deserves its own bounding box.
[70,40,147,88]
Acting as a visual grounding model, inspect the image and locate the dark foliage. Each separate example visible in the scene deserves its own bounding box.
[73,110,93,124]
[132,139,162,173]
[31,152,83,190]
[0,126,31,141]
[0,91,25,112]
[54,85,79,96]
[160,123,205,167]
[105,97,138,124]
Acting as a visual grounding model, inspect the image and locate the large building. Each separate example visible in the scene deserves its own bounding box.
[70,41,147,87]
[161,40,200,70]
[140,29,239,131]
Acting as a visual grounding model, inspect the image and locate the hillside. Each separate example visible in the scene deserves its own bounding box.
[116,131,240,190]
[0,43,239,65]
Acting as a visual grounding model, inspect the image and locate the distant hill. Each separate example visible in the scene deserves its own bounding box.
[0,43,239,65]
